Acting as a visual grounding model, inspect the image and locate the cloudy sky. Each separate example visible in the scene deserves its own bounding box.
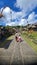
[0,0,37,26]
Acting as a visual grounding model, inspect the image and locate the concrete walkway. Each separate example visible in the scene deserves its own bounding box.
[0,37,37,65]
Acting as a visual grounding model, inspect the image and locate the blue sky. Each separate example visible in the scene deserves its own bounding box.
[0,0,21,11]
[0,0,37,26]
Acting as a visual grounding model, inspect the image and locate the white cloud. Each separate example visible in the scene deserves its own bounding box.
[19,19,27,26]
[28,12,37,24]
[2,7,12,22]
[16,0,37,16]
[28,12,35,21]
[6,21,20,26]
[2,7,23,22]
[0,7,22,26]
[6,22,16,26]
[12,10,23,20]
[6,19,27,26]
[0,5,37,26]
[0,7,26,26]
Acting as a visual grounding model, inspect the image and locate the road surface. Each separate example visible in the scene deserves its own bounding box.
[0,36,37,65]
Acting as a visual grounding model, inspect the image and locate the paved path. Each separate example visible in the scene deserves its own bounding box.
[0,36,37,65]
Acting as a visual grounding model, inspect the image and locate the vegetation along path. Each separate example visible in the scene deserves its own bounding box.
[0,35,37,65]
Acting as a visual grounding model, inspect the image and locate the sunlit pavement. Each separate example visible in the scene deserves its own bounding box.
[0,37,37,65]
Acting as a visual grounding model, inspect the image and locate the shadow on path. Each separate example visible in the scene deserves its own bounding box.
[11,61,37,65]
[0,39,13,49]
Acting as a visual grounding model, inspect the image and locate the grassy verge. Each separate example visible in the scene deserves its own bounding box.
[21,31,37,52]
[0,35,14,47]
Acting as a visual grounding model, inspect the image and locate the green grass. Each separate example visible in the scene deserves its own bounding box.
[31,31,37,39]
[21,31,37,53]
[0,35,14,47]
